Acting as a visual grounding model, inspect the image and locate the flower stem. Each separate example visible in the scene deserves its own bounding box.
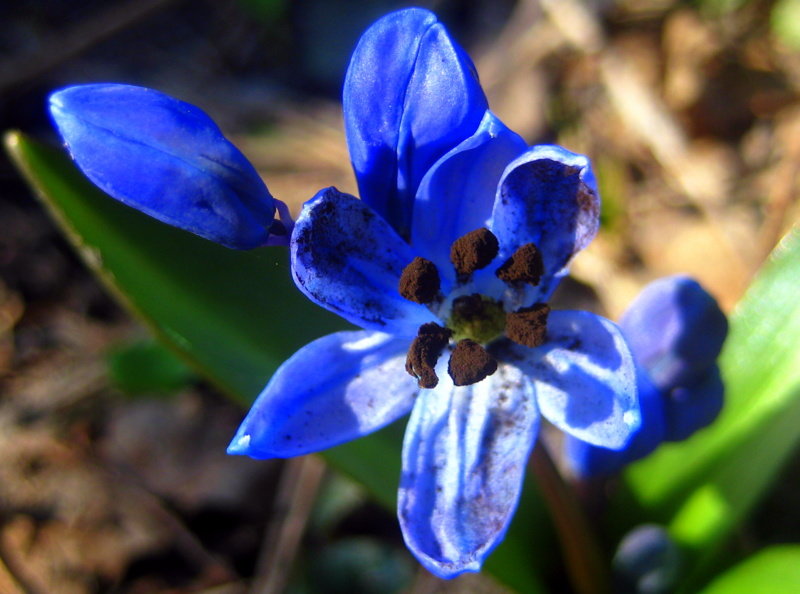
[530,440,611,594]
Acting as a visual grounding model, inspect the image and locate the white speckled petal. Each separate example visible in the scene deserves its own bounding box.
[291,187,437,335]
[398,362,539,578]
[489,145,600,299]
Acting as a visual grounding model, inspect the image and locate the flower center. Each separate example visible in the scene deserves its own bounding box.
[399,228,550,389]
[447,294,506,343]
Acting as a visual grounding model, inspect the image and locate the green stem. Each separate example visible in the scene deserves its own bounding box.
[530,440,611,594]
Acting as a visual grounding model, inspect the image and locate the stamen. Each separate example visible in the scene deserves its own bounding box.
[448,339,498,386]
[506,303,550,348]
[405,323,452,389]
[399,257,440,304]
[450,228,499,278]
[496,243,543,286]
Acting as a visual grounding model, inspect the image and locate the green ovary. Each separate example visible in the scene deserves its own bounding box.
[446,296,507,344]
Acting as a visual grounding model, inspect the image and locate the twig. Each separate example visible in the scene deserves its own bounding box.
[530,440,611,594]
[0,517,49,594]
[251,455,326,594]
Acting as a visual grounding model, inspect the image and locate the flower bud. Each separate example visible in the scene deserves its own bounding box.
[664,365,724,442]
[613,525,681,594]
[49,84,276,249]
[619,275,727,390]
[566,276,728,478]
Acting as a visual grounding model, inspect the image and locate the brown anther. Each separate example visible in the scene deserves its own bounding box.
[399,257,440,304]
[450,228,499,278]
[406,323,452,389]
[496,243,544,286]
[448,339,498,386]
[506,303,550,348]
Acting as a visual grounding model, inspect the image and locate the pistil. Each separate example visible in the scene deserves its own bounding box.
[448,294,506,344]
[399,232,553,389]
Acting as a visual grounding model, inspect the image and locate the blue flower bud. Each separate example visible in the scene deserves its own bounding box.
[619,275,727,390]
[664,364,724,441]
[49,84,276,249]
[566,276,728,478]
[613,525,681,594]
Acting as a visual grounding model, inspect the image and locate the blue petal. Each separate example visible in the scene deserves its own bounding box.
[343,8,488,238]
[664,365,724,442]
[290,187,437,334]
[620,275,728,390]
[489,145,600,299]
[411,110,526,283]
[398,363,539,578]
[49,84,275,249]
[565,368,666,478]
[228,331,417,458]
[510,310,639,449]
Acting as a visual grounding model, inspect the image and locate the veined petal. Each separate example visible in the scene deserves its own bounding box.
[509,310,639,449]
[411,110,526,282]
[228,331,417,458]
[49,84,275,249]
[290,187,437,334]
[489,145,599,299]
[344,8,488,238]
[398,362,539,578]
[565,368,665,478]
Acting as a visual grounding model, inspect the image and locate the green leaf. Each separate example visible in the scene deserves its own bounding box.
[238,0,286,21]
[6,131,551,592]
[6,130,346,402]
[700,546,800,594]
[772,0,800,50]
[5,130,401,494]
[107,339,195,395]
[622,229,800,585]
[695,0,748,15]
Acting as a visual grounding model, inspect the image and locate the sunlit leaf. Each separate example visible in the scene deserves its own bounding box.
[772,0,800,49]
[5,131,348,403]
[700,546,800,594]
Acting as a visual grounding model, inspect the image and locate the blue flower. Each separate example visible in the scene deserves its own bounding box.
[227,9,639,577]
[566,276,728,478]
[47,8,641,578]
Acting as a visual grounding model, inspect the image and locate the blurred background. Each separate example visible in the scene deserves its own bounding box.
[1,0,799,592]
